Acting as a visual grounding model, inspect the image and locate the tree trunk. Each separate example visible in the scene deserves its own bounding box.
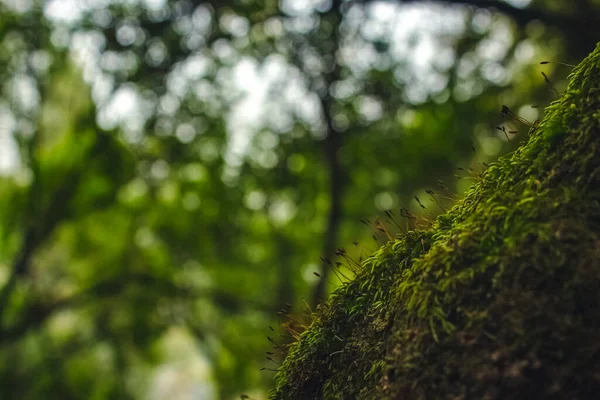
[271,41,600,399]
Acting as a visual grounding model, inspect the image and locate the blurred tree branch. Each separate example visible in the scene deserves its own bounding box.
[0,163,88,329]
[312,0,346,309]
[0,272,270,344]
[0,101,129,331]
[364,0,597,57]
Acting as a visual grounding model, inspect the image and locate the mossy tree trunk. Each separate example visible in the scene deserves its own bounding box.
[271,42,600,399]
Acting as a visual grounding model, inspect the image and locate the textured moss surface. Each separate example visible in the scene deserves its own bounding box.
[271,42,600,399]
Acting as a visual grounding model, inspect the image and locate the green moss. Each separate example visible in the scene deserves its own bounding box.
[271,42,600,399]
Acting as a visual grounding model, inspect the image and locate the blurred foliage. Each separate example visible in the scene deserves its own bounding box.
[0,0,598,398]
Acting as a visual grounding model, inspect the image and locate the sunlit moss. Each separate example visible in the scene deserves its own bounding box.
[271,42,600,399]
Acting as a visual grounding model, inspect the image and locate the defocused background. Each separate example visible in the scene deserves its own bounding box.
[0,0,597,398]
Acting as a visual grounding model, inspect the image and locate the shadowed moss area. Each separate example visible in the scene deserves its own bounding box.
[270,42,600,399]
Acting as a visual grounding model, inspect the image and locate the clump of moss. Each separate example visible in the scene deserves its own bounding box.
[271,41,600,400]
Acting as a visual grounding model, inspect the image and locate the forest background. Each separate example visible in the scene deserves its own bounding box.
[0,0,597,398]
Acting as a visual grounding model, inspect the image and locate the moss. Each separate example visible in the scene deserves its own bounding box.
[271,42,600,399]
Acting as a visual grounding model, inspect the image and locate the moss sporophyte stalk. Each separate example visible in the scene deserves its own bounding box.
[270,42,600,399]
